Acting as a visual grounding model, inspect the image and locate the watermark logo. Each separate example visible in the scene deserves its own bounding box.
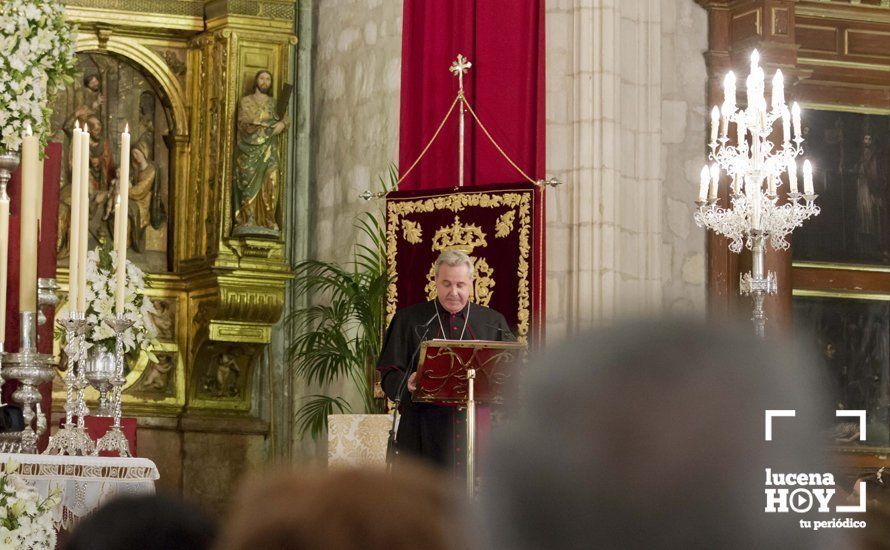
[763,409,869,530]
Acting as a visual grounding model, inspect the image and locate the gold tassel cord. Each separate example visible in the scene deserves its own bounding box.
[395,94,462,187]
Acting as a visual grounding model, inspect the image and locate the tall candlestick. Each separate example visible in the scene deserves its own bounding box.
[803,160,814,195]
[115,125,131,316]
[77,129,89,314]
[698,166,709,202]
[19,125,38,313]
[788,160,798,194]
[0,186,9,342]
[69,126,83,312]
[36,155,44,238]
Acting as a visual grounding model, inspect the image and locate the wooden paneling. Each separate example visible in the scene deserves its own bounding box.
[731,9,762,43]
[845,29,890,59]
[797,25,838,54]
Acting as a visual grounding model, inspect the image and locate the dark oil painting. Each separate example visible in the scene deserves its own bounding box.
[793,296,889,449]
[792,110,890,266]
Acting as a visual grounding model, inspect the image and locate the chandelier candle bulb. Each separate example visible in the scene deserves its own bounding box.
[710,106,720,144]
[791,102,802,139]
[771,69,784,111]
[723,71,736,112]
[699,166,710,202]
[767,176,776,196]
[788,160,798,194]
[77,129,89,314]
[114,125,130,316]
[782,107,790,145]
[709,165,720,200]
[803,160,814,195]
[736,116,747,146]
[19,124,38,313]
[0,186,8,342]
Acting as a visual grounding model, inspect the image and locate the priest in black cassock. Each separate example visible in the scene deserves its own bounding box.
[377,250,513,471]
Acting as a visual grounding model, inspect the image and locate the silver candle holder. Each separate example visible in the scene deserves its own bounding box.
[93,315,133,457]
[44,312,95,455]
[3,311,54,453]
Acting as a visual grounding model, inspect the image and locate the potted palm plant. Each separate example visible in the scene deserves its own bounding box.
[287,172,393,438]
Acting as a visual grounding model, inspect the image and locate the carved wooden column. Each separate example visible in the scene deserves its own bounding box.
[185,1,295,418]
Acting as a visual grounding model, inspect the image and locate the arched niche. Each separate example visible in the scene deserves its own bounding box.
[50,37,189,273]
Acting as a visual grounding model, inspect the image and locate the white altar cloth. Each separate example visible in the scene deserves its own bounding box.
[0,452,159,530]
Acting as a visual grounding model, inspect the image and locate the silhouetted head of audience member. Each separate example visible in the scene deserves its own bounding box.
[481,318,849,549]
[217,462,468,550]
[64,493,217,550]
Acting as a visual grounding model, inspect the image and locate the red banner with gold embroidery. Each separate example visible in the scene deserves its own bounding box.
[386,183,544,345]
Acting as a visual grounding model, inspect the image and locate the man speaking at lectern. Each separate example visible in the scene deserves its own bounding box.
[377,250,512,470]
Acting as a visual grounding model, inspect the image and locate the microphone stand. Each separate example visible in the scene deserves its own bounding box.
[385,312,438,470]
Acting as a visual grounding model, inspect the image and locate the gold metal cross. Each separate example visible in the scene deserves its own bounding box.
[449,54,472,77]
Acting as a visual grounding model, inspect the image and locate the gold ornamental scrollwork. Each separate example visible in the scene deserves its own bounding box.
[495,211,516,238]
[386,191,532,340]
[401,219,423,244]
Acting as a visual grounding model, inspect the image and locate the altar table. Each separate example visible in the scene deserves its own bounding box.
[0,453,159,530]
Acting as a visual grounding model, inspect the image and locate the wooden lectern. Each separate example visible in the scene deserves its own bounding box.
[413,339,525,496]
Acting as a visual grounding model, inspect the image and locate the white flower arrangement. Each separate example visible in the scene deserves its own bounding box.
[0,460,60,550]
[62,247,159,361]
[0,0,76,153]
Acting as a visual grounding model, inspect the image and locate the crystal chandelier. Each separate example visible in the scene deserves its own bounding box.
[694,50,820,338]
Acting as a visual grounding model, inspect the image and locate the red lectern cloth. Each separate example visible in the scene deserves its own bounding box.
[59,416,138,457]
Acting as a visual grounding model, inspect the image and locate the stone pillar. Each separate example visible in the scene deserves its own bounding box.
[545,0,708,341]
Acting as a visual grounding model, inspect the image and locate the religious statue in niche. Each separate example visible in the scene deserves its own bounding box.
[138,352,175,394]
[51,52,172,272]
[147,297,175,341]
[232,70,289,237]
[201,351,241,398]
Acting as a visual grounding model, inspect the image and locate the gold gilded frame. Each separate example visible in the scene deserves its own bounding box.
[51,2,295,417]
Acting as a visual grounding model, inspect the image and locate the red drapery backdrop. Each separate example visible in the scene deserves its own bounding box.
[398,0,546,189]
[3,142,61,451]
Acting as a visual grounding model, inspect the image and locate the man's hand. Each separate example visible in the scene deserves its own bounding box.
[407,372,417,393]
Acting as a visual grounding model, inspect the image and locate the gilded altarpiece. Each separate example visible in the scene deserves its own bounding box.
[49,1,295,508]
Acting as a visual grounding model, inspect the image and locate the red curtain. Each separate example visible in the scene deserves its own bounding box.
[398,0,546,189]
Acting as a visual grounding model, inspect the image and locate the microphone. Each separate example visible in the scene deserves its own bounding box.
[393,312,438,404]
[485,322,517,342]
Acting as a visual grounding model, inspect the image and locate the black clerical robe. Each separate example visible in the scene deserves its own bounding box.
[377,300,512,471]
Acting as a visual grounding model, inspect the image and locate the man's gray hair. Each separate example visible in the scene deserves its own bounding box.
[434,250,474,280]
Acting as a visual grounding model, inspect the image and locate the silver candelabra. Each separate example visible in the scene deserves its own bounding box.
[694,50,820,338]
[44,313,95,455]
[93,315,133,457]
